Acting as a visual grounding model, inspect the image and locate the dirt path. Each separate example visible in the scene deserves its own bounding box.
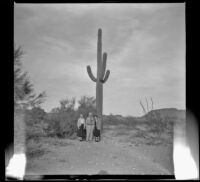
[26,126,172,175]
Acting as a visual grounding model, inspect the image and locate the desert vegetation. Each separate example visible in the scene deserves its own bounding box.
[23,95,184,160]
[24,95,97,159]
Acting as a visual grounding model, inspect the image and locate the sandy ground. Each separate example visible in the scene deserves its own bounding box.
[25,124,174,175]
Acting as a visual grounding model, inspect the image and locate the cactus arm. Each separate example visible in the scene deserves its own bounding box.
[87,65,97,82]
[101,70,110,83]
[101,52,107,79]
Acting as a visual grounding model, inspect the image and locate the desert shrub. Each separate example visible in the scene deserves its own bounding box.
[125,117,142,128]
[26,124,46,141]
[26,137,48,158]
[25,107,47,126]
[43,97,78,138]
[24,108,51,159]
[103,114,142,129]
[25,107,48,141]
[44,96,97,138]
[144,111,168,137]
[25,122,48,158]
[77,96,96,118]
[133,130,148,138]
[137,112,175,145]
[103,115,124,125]
[46,111,78,138]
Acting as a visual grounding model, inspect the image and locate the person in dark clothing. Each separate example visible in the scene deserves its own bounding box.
[82,126,86,141]
[93,115,101,142]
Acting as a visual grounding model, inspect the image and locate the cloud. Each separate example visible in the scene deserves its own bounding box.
[14,3,185,116]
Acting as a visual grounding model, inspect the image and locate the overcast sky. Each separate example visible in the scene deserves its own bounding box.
[14,3,185,116]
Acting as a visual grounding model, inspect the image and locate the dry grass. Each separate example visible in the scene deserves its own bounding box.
[108,120,174,147]
[113,129,130,136]
[47,138,74,147]
[26,138,50,159]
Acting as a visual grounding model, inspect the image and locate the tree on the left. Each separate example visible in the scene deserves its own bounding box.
[14,45,46,110]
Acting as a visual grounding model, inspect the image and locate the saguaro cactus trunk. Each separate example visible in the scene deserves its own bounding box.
[87,28,110,133]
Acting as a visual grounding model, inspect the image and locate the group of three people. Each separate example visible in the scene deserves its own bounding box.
[77,112,101,142]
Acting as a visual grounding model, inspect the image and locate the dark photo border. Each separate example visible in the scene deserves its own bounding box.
[4,0,198,181]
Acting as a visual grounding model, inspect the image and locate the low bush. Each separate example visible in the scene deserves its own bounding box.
[26,137,48,158]
[45,111,78,138]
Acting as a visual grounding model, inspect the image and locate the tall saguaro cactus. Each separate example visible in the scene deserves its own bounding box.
[86,28,110,132]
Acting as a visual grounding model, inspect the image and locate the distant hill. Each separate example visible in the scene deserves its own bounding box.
[143,108,186,121]
[103,108,186,125]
